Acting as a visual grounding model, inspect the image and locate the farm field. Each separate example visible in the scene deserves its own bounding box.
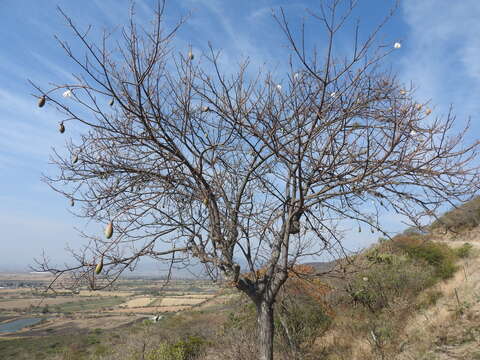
[0,273,223,340]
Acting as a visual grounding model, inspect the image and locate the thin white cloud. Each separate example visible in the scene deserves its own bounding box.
[400,0,480,132]
[29,52,78,84]
[0,88,68,172]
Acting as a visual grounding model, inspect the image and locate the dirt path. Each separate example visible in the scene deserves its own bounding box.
[395,230,480,359]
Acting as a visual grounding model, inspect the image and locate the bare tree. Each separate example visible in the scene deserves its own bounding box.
[31,1,479,359]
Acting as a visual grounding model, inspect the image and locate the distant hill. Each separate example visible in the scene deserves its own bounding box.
[303,260,337,273]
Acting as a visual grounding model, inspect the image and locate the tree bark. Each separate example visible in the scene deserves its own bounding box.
[257,300,275,360]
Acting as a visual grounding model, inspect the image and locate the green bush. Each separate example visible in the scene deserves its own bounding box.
[223,299,256,332]
[146,336,206,360]
[394,237,458,280]
[346,251,438,312]
[275,293,332,354]
[455,243,474,258]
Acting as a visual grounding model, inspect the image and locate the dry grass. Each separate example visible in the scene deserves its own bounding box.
[0,273,54,281]
[169,293,217,298]
[307,230,480,360]
[78,290,134,297]
[197,293,238,309]
[111,305,191,313]
[157,297,207,306]
[0,288,33,295]
[393,234,480,360]
[120,297,155,308]
[431,196,480,232]
[0,297,79,310]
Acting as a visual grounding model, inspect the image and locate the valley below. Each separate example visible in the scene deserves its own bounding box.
[0,273,225,339]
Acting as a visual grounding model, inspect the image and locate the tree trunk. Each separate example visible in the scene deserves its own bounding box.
[257,300,275,360]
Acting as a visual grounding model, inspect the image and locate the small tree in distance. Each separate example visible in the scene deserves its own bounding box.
[32,1,479,359]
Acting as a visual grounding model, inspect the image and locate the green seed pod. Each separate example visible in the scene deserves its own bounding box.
[38,96,46,108]
[104,222,113,239]
[72,154,79,164]
[95,257,104,274]
[59,122,65,134]
[109,98,114,106]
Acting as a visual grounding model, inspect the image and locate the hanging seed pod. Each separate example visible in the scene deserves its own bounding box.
[95,257,104,274]
[358,226,362,233]
[109,97,114,106]
[104,222,113,239]
[70,198,75,207]
[188,51,194,61]
[72,153,79,164]
[399,89,407,95]
[202,198,208,206]
[201,106,210,113]
[38,95,46,108]
[289,220,301,234]
[371,228,375,234]
[425,108,432,116]
[415,104,422,111]
[59,122,65,134]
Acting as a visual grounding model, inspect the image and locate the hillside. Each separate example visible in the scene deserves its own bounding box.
[395,229,480,359]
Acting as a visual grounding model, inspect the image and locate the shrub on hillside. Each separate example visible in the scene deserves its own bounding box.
[430,196,480,232]
[345,252,436,312]
[393,236,458,280]
[276,293,332,356]
[146,336,206,360]
[455,243,474,258]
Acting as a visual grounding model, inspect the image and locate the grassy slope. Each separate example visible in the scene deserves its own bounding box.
[394,231,480,360]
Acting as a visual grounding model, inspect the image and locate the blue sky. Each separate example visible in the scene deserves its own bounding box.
[0,0,479,271]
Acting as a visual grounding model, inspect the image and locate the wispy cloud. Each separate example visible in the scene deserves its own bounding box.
[400,0,480,136]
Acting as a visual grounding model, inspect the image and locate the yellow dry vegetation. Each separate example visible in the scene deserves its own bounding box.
[79,290,134,297]
[158,297,207,306]
[0,288,32,294]
[112,305,190,313]
[0,297,78,310]
[197,293,238,309]
[12,314,138,335]
[394,233,480,360]
[174,293,216,299]
[122,297,155,308]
